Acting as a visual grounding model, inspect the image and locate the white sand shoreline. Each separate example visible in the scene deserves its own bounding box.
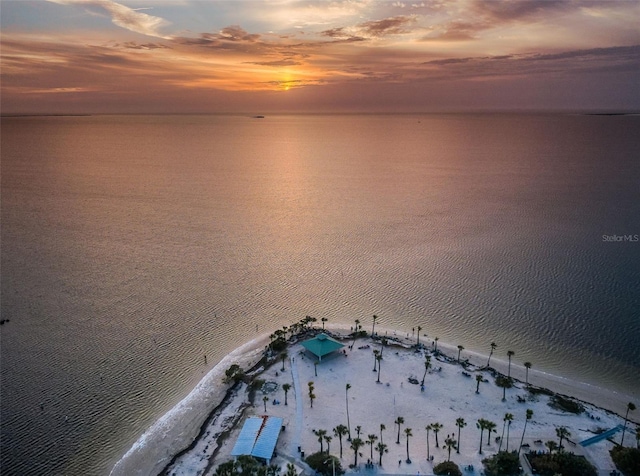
[109,335,271,476]
[112,323,638,476]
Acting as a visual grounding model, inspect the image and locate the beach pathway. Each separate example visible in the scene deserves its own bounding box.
[290,355,304,458]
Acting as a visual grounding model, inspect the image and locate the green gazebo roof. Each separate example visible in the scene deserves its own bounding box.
[300,333,344,361]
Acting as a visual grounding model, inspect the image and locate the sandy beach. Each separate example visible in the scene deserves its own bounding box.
[138,324,640,476]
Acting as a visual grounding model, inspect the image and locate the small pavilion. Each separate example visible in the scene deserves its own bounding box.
[300,333,344,361]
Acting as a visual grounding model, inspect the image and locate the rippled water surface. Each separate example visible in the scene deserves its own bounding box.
[1,114,639,475]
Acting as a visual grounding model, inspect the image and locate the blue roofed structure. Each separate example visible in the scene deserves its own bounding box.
[231,416,283,464]
[300,333,344,361]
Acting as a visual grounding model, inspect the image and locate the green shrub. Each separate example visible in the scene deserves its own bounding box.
[224,364,245,384]
[215,456,280,476]
[305,453,344,476]
[610,445,640,475]
[526,451,596,476]
[527,386,554,396]
[549,395,584,414]
[270,338,287,352]
[482,451,522,476]
[495,375,513,389]
[433,461,462,476]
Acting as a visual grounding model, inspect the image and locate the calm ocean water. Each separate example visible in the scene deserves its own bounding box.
[1,114,639,475]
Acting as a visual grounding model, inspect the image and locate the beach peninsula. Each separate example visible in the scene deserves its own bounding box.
[114,319,639,476]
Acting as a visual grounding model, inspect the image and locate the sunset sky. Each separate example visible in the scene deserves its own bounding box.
[2,0,639,114]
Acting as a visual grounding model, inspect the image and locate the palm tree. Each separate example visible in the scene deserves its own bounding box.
[477,419,489,454]
[350,437,364,466]
[372,314,377,336]
[404,427,413,463]
[416,326,422,347]
[355,425,362,439]
[376,353,382,383]
[475,374,483,394]
[432,422,443,448]
[308,381,315,408]
[444,435,457,462]
[421,356,432,387]
[366,434,378,461]
[281,351,288,371]
[455,418,466,454]
[524,362,532,385]
[395,416,405,444]
[372,349,380,371]
[499,413,514,452]
[263,395,269,412]
[498,376,508,402]
[505,413,514,451]
[556,426,571,451]
[286,462,297,476]
[333,424,348,458]
[425,425,432,460]
[379,423,386,445]
[282,383,292,406]
[350,319,361,349]
[325,435,332,454]
[621,402,636,446]
[375,442,388,466]
[507,350,515,378]
[498,414,507,451]
[518,409,534,455]
[487,342,497,367]
[321,317,327,330]
[545,440,558,453]
[457,345,464,363]
[345,383,352,440]
[486,420,497,446]
[313,429,328,453]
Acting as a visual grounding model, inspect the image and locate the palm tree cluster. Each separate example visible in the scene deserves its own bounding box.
[313,429,328,453]
[477,409,534,456]
[267,316,317,351]
[498,413,514,452]
[308,409,535,470]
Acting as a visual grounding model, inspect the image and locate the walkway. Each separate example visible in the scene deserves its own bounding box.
[579,425,623,447]
[290,355,304,456]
